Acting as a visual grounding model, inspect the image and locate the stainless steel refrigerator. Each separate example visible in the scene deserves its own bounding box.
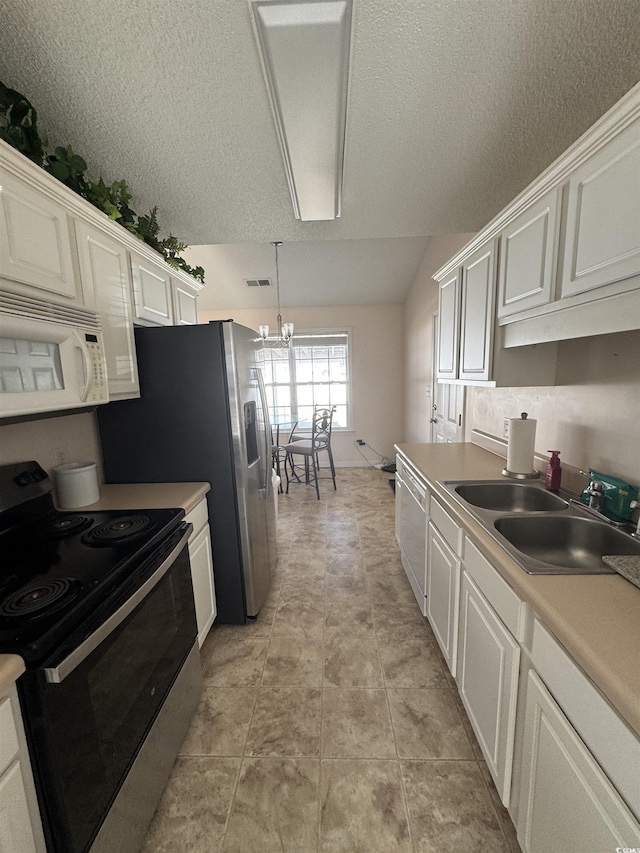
[97,320,276,623]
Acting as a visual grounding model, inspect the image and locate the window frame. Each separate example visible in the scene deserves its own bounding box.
[261,327,353,432]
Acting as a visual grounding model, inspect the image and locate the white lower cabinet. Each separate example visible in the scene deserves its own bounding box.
[425,498,463,677]
[396,458,429,615]
[426,523,460,676]
[457,568,520,806]
[0,687,45,853]
[517,670,640,852]
[185,498,217,647]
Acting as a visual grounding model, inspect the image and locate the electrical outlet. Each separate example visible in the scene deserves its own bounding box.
[54,446,70,466]
[503,418,510,439]
[356,439,366,446]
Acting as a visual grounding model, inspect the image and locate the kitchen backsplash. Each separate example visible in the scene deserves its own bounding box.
[0,411,103,479]
[466,329,640,484]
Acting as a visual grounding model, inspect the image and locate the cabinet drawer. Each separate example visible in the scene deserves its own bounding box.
[0,695,19,774]
[463,537,524,639]
[185,497,209,538]
[429,497,463,556]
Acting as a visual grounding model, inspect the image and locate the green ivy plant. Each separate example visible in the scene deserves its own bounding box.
[0,82,46,165]
[0,82,205,283]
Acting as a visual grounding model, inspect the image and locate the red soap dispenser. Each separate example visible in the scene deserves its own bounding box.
[545,451,562,492]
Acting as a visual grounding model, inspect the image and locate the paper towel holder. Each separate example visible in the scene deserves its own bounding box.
[502,412,540,480]
[501,468,540,480]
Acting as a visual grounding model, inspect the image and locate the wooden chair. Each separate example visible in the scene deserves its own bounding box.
[284,407,336,499]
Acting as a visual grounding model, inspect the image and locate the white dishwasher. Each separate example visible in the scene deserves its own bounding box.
[396,460,429,615]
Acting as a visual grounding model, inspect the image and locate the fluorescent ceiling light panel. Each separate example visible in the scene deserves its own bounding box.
[250,0,353,221]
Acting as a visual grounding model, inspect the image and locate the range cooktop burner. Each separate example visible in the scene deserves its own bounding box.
[83,515,155,546]
[0,578,78,619]
[44,514,93,538]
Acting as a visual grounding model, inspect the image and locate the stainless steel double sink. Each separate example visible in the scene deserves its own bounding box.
[440,479,640,575]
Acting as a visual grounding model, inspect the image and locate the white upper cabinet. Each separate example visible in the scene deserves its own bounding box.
[130,254,174,326]
[0,168,84,306]
[75,221,140,400]
[435,238,557,386]
[436,270,461,380]
[459,240,497,382]
[561,119,640,298]
[172,278,199,325]
[436,83,640,349]
[498,188,560,319]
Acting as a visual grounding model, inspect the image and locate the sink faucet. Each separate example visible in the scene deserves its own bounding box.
[586,479,603,512]
[632,500,640,539]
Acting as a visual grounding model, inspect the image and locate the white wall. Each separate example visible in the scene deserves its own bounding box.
[198,305,404,466]
[0,412,103,478]
[403,234,475,443]
[467,329,640,483]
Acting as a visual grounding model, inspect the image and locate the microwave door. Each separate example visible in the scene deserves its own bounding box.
[0,312,108,418]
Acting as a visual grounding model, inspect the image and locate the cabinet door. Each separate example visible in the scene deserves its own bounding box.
[436,270,461,379]
[395,461,402,544]
[426,522,461,677]
[189,522,217,647]
[457,569,520,806]
[459,239,497,381]
[172,279,199,325]
[518,670,640,852]
[0,170,79,303]
[75,222,139,400]
[498,189,560,318]
[130,255,173,326]
[0,761,39,853]
[561,119,640,297]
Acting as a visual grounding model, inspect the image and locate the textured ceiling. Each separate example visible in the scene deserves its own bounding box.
[184,237,431,308]
[1,0,639,305]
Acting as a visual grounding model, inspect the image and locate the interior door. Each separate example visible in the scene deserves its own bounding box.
[431,313,465,443]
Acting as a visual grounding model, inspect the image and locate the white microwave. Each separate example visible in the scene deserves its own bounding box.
[0,310,108,419]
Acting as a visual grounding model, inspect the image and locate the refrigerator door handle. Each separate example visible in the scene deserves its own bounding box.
[253,366,271,500]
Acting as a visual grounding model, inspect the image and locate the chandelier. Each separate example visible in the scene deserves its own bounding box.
[259,241,294,347]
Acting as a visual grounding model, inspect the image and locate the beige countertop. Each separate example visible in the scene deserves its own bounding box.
[64,482,210,515]
[395,442,640,739]
[0,654,25,694]
[0,482,212,691]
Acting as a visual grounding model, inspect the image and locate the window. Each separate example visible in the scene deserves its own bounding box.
[261,329,351,430]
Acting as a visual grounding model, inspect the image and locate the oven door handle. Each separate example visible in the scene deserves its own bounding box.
[43,523,193,684]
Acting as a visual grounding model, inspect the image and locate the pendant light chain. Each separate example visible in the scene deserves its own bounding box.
[274,240,283,332]
[259,241,294,346]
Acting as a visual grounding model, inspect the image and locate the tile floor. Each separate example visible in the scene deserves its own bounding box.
[142,467,522,853]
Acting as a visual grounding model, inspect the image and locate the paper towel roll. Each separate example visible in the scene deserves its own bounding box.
[506,415,537,475]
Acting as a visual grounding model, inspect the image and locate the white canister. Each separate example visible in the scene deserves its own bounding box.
[55,462,100,508]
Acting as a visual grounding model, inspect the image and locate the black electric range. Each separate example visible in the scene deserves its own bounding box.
[0,460,185,665]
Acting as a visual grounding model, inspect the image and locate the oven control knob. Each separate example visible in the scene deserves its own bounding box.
[14,470,35,486]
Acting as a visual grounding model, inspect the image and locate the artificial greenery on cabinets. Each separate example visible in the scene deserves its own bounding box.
[0,82,205,283]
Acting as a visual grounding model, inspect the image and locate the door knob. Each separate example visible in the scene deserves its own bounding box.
[429,417,437,423]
